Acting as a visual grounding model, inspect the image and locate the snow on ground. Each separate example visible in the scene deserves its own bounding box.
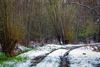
[0,44,68,67]
[68,46,100,67]
[0,44,84,67]
[39,44,83,50]
[1,44,100,67]
[17,45,31,52]
[0,45,54,67]
[15,44,68,67]
[36,49,68,67]
[16,48,53,67]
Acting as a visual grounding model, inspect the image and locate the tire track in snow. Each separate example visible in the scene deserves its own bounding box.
[30,49,59,67]
[35,49,69,67]
[60,46,82,67]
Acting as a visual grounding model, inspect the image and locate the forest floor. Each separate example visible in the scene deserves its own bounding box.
[0,43,100,67]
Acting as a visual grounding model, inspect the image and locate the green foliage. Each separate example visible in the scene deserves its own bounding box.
[0,52,27,63]
[78,18,97,40]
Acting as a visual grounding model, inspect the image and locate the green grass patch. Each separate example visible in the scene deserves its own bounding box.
[0,52,28,64]
[0,47,38,66]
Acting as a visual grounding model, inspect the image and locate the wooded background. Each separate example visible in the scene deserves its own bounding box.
[0,0,100,56]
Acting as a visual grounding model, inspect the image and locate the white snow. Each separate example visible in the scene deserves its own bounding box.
[1,44,100,67]
[39,44,83,50]
[36,49,68,67]
[16,60,31,67]
[68,46,100,67]
[16,49,52,67]
[17,45,31,52]
[16,44,66,67]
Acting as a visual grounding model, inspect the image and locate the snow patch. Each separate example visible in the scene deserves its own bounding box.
[36,49,68,67]
[68,46,100,67]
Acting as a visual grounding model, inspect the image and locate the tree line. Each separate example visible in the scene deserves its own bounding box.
[0,0,100,56]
